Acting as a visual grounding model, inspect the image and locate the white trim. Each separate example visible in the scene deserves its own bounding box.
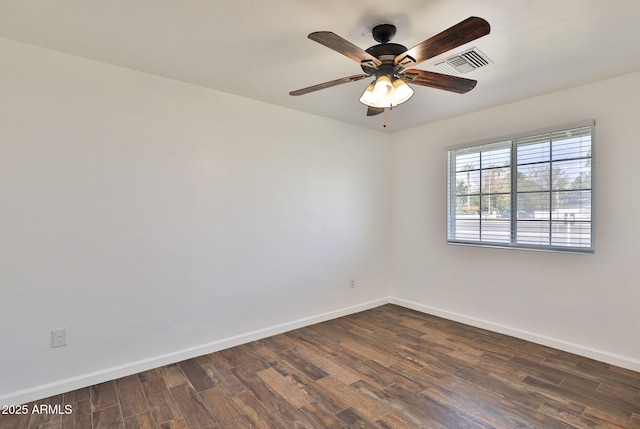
[4,295,640,406]
[0,297,389,406]
[389,297,640,373]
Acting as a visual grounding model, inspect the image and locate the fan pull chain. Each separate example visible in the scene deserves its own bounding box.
[383,103,393,128]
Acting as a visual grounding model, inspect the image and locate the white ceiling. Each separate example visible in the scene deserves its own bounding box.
[1,0,640,132]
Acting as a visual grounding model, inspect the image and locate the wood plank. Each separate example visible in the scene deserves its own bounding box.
[582,405,637,429]
[346,359,410,391]
[156,418,189,429]
[168,384,219,429]
[314,376,390,422]
[62,398,92,429]
[277,349,327,381]
[350,380,426,428]
[26,411,62,429]
[597,381,640,401]
[279,333,363,385]
[247,345,291,377]
[522,376,632,427]
[21,395,64,429]
[298,402,345,429]
[178,359,217,392]
[199,388,252,429]
[199,359,246,397]
[90,381,119,412]
[383,384,463,429]
[139,375,181,425]
[0,413,31,429]
[92,405,124,429]
[231,366,322,428]
[255,367,312,408]
[115,375,148,418]
[122,411,156,429]
[228,392,285,429]
[162,365,190,389]
[335,407,380,428]
[335,338,398,367]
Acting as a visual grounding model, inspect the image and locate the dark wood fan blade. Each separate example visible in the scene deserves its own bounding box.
[395,17,490,68]
[309,32,382,68]
[289,74,370,96]
[367,107,384,116]
[401,69,477,94]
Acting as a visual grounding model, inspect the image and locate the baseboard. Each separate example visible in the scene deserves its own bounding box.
[389,297,640,373]
[0,297,390,406]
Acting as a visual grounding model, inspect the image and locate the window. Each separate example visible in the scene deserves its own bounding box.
[447,121,594,253]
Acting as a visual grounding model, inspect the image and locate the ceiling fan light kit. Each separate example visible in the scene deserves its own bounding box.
[359,75,414,108]
[290,17,491,118]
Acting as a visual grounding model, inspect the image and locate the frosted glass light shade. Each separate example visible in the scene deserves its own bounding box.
[392,78,414,104]
[373,75,393,107]
[373,75,393,97]
[359,83,376,106]
[359,75,413,108]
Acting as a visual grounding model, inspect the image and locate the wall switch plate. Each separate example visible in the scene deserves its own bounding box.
[349,279,356,289]
[52,328,67,348]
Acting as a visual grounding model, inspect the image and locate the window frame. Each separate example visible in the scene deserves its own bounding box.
[446,120,595,253]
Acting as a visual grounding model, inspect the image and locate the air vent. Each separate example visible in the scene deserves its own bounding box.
[435,47,492,75]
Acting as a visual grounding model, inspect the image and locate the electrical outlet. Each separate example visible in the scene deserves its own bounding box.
[349,279,356,289]
[51,328,67,348]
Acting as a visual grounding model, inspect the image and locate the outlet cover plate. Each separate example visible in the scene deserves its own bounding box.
[52,328,67,348]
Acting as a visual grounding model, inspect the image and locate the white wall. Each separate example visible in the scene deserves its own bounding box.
[0,38,391,404]
[391,71,640,370]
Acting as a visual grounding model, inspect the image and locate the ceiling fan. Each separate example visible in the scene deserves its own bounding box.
[290,17,491,117]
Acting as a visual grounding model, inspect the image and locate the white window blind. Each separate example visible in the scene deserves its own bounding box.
[447,122,594,253]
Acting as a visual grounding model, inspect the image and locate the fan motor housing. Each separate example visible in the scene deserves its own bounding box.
[362,43,407,75]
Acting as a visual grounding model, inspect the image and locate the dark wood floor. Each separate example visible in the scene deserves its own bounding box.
[2,305,639,429]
